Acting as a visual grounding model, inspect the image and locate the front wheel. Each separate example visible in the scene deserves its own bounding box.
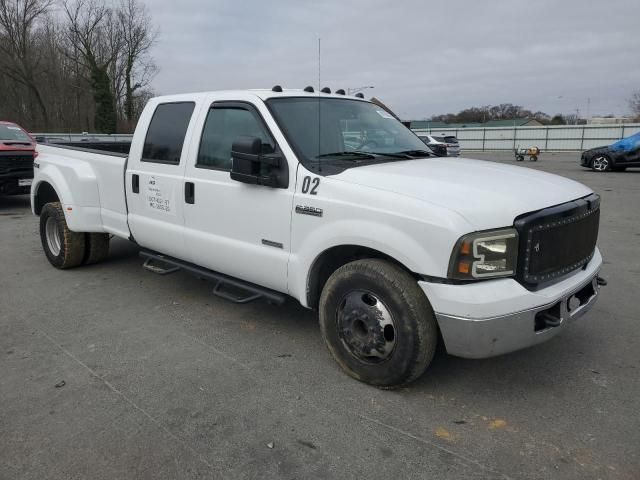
[319,259,438,388]
[529,155,538,162]
[591,155,610,172]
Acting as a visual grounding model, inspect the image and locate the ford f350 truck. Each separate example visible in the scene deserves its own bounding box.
[31,87,604,387]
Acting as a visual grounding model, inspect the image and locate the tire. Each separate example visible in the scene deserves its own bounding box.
[591,155,611,172]
[529,155,538,162]
[319,259,438,388]
[39,202,86,269]
[516,155,524,162]
[84,233,110,265]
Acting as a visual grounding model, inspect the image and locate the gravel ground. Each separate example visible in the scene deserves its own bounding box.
[1,151,638,479]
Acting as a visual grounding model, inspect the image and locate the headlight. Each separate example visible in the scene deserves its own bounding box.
[448,228,518,280]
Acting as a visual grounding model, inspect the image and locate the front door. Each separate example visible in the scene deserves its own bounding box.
[182,101,295,293]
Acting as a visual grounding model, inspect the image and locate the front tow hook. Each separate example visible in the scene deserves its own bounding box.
[596,276,608,287]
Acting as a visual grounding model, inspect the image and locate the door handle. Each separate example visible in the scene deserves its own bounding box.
[185,181,195,204]
[132,174,139,193]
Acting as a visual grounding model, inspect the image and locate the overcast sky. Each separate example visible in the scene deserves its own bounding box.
[146,0,640,120]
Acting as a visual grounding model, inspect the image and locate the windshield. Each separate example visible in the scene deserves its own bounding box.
[0,124,32,142]
[267,97,430,172]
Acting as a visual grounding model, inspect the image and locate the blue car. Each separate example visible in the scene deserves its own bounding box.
[581,131,640,172]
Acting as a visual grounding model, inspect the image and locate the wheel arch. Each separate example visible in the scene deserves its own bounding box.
[306,244,418,310]
[33,180,61,215]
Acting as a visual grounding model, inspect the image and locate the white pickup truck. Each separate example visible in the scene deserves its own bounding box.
[31,87,604,387]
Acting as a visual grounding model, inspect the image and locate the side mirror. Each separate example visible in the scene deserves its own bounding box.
[230,136,288,188]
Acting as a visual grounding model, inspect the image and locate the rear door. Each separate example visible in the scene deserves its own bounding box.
[126,100,200,258]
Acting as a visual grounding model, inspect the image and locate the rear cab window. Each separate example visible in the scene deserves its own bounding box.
[142,102,195,164]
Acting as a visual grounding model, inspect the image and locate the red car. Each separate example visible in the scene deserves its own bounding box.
[0,121,37,196]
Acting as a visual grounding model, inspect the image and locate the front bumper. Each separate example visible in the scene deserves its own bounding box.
[580,153,589,166]
[419,248,603,358]
[0,172,33,195]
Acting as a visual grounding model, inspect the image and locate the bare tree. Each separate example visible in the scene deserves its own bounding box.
[0,0,158,132]
[0,0,53,128]
[117,0,157,128]
[63,0,122,133]
[630,91,640,121]
[40,15,95,131]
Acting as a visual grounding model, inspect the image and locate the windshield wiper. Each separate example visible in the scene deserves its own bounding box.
[315,150,430,162]
[367,151,416,159]
[316,151,377,160]
[392,149,433,158]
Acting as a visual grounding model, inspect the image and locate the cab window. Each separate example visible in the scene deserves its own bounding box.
[196,105,274,170]
[142,102,195,164]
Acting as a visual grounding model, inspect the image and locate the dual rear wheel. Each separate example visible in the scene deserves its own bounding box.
[40,202,110,269]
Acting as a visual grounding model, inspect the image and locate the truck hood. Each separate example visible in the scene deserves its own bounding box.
[334,157,592,230]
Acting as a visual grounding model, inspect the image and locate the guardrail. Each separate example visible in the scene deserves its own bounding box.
[412,123,640,151]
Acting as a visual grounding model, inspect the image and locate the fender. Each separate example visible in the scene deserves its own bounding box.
[288,168,473,307]
[33,153,103,232]
[289,219,444,307]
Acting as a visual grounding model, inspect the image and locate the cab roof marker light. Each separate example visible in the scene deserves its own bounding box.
[321,87,331,94]
[304,86,314,93]
[271,85,283,92]
[336,89,345,95]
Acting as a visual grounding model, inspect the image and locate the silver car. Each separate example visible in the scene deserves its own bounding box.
[419,134,460,157]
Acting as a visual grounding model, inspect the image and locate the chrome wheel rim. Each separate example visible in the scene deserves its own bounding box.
[45,217,61,256]
[592,156,609,171]
[336,290,397,363]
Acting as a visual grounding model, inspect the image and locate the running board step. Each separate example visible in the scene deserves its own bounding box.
[143,257,180,275]
[139,250,286,305]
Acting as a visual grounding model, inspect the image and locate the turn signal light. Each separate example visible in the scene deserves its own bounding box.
[457,262,470,274]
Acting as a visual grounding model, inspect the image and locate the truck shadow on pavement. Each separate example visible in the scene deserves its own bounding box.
[104,238,589,399]
[5,193,591,398]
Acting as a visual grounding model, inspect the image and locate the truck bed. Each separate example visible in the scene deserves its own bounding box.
[36,143,130,238]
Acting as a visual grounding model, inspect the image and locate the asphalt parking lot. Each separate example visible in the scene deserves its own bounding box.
[1,151,638,480]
